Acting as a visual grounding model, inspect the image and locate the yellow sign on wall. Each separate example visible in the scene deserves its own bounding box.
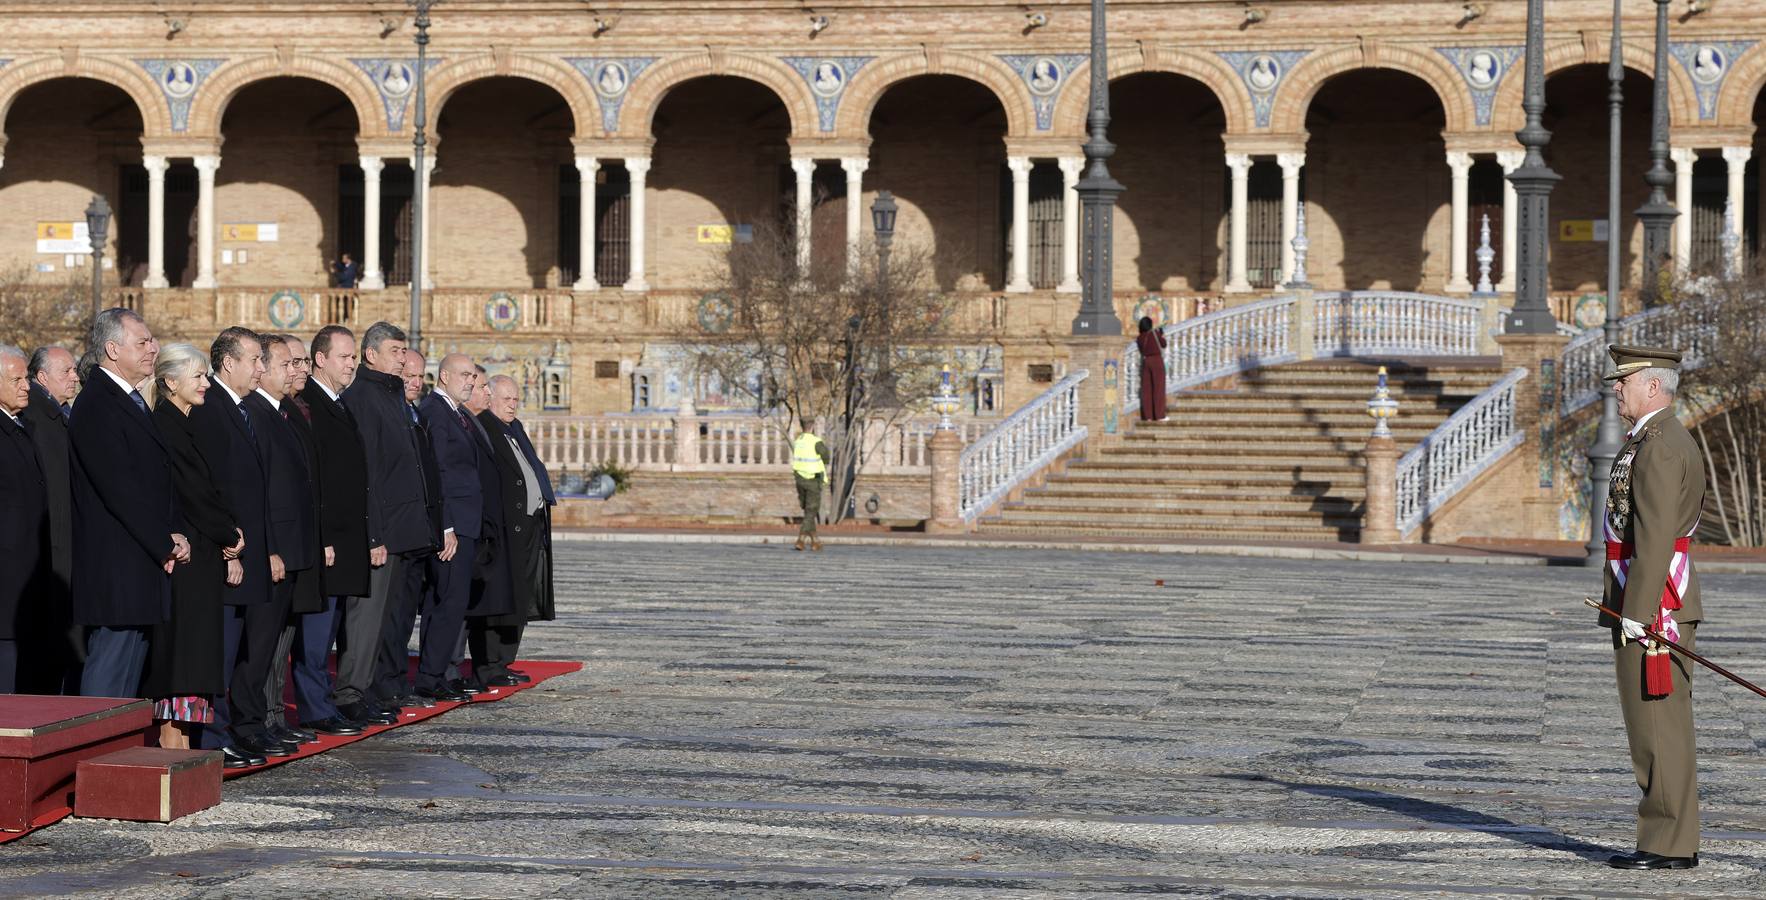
[696,225,734,244]
[222,223,280,242]
[36,222,90,254]
[1558,219,1610,242]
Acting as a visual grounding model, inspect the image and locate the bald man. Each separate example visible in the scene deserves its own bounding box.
[410,354,482,703]
[21,345,82,692]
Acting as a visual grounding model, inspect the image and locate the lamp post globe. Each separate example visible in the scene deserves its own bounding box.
[85,194,112,317]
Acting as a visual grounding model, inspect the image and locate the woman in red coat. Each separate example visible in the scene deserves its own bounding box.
[1136,316,1168,422]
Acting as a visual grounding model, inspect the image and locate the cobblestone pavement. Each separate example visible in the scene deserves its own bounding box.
[6,544,1766,898]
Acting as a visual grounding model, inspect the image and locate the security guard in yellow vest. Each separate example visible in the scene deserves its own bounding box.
[791,419,829,551]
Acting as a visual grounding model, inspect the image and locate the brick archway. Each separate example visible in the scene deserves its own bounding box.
[0,55,170,138]
[422,54,592,139]
[1714,44,1766,129]
[186,55,381,139]
[1048,47,1251,137]
[1270,43,1472,136]
[1490,39,1698,134]
[833,51,1031,140]
[617,52,813,141]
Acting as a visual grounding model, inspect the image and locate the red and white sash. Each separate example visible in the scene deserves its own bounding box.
[1605,505,1697,697]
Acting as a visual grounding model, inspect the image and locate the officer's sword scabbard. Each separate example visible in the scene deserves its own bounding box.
[1584,597,1766,700]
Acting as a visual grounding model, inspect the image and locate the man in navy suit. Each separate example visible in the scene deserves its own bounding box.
[340,322,435,724]
[69,309,186,698]
[412,353,483,703]
[21,345,82,693]
[244,334,321,749]
[0,345,49,693]
[190,327,288,760]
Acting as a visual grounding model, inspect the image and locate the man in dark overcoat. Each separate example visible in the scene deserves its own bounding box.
[20,345,81,693]
[0,345,49,693]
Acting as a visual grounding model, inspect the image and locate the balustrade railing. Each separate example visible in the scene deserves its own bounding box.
[1313,291,1484,358]
[1560,299,1718,416]
[1393,367,1528,536]
[1122,295,1297,414]
[961,370,1087,521]
[525,412,986,476]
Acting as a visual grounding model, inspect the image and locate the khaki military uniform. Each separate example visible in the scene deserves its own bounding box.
[1601,409,1706,859]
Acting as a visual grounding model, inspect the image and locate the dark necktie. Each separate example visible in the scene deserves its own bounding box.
[408,404,419,425]
[239,402,257,442]
[129,389,148,415]
[457,408,473,434]
[60,403,72,421]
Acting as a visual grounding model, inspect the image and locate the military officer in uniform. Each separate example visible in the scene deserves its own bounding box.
[791,418,828,552]
[1598,345,1706,871]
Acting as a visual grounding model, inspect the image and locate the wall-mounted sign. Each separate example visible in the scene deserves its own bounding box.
[485,292,520,331]
[36,222,90,254]
[1557,219,1609,243]
[697,225,732,244]
[268,290,305,329]
[222,223,280,242]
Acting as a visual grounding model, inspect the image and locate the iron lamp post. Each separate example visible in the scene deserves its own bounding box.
[1586,0,1627,566]
[408,0,437,349]
[1505,0,1562,335]
[85,194,111,318]
[1070,0,1123,337]
[1637,0,1679,305]
[870,190,896,284]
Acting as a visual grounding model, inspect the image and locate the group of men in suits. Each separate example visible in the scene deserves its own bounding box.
[0,311,558,769]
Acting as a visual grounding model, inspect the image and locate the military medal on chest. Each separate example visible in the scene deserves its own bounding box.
[1607,447,1636,532]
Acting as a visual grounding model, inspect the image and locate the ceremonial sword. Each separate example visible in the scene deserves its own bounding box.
[1584,597,1766,700]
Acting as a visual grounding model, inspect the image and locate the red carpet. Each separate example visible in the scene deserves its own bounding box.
[0,658,581,844]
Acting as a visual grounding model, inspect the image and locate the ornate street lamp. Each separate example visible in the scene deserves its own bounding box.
[408,0,437,348]
[1637,0,1679,305]
[85,194,111,318]
[871,190,897,283]
[1070,0,1123,337]
[1505,0,1561,335]
[1587,0,1627,566]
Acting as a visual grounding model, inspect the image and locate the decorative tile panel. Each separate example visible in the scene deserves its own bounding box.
[1214,50,1310,129]
[1435,46,1524,127]
[780,56,874,132]
[134,58,226,132]
[349,57,445,131]
[997,53,1089,131]
[1668,40,1756,120]
[565,57,657,133]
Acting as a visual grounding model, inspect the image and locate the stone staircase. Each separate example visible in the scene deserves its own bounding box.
[977,359,1505,542]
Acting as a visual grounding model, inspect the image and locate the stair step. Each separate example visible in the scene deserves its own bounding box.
[1014,494,1360,512]
[1055,471,1368,487]
[978,522,1361,541]
[1067,458,1367,473]
[992,508,1363,527]
[1122,423,1443,438]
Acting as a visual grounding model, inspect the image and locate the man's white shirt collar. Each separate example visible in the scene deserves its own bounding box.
[254,387,281,410]
[216,380,245,406]
[99,365,137,396]
[436,389,460,412]
[317,378,341,402]
[1629,407,1666,437]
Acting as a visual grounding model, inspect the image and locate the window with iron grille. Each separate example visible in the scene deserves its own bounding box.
[1691,156,1726,274]
[558,163,632,287]
[1232,161,1288,289]
[998,163,1066,290]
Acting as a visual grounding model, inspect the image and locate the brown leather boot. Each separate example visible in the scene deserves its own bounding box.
[794,535,806,551]
[810,536,823,551]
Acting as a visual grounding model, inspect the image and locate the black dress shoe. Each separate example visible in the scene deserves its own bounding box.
[1607,851,1698,870]
[222,745,267,769]
[415,685,469,703]
[283,726,320,744]
[301,717,364,736]
[397,692,437,709]
[339,702,398,726]
[485,673,522,687]
[233,733,294,758]
[450,677,485,695]
[510,671,532,683]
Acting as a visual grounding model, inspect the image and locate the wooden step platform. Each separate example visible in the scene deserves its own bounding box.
[0,696,151,832]
[75,747,222,823]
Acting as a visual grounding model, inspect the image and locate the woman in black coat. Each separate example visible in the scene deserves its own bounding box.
[142,343,242,750]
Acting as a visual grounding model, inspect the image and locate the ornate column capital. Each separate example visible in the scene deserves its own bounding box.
[1495,149,1524,172]
[192,154,221,175]
[624,156,652,176]
[1224,152,1253,173]
[359,155,385,178]
[1721,145,1753,165]
[1056,156,1084,179]
[1446,150,1475,174]
[575,155,599,174]
[789,156,816,178]
[1276,152,1305,174]
[1669,146,1699,167]
[1006,155,1032,176]
[839,156,868,177]
[142,155,170,175]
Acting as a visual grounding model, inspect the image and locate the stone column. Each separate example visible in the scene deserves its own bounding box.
[142,155,169,289]
[1671,147,1696,271]
[359,156,386,290]
[573,156,600,292]
[624,157,651,292]
[1006,156,1032,293]
[1225,153,1253,293]
[1446,151,1474,293]
[1496,331,1574,539]
[925,428,964,534]
[1724,145,1751,273]
[191,154,220,290]
[416,154,436,289]
[1056,156,1082,294]
[840,157,867,273]
[791,156,815,274]
[671,394,699,470]
[1497,150,1522,292]
[1277,152,1305,287]
[1361,433,1400,544]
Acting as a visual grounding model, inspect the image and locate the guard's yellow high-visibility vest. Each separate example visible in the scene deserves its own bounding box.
[791,432,826,479]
